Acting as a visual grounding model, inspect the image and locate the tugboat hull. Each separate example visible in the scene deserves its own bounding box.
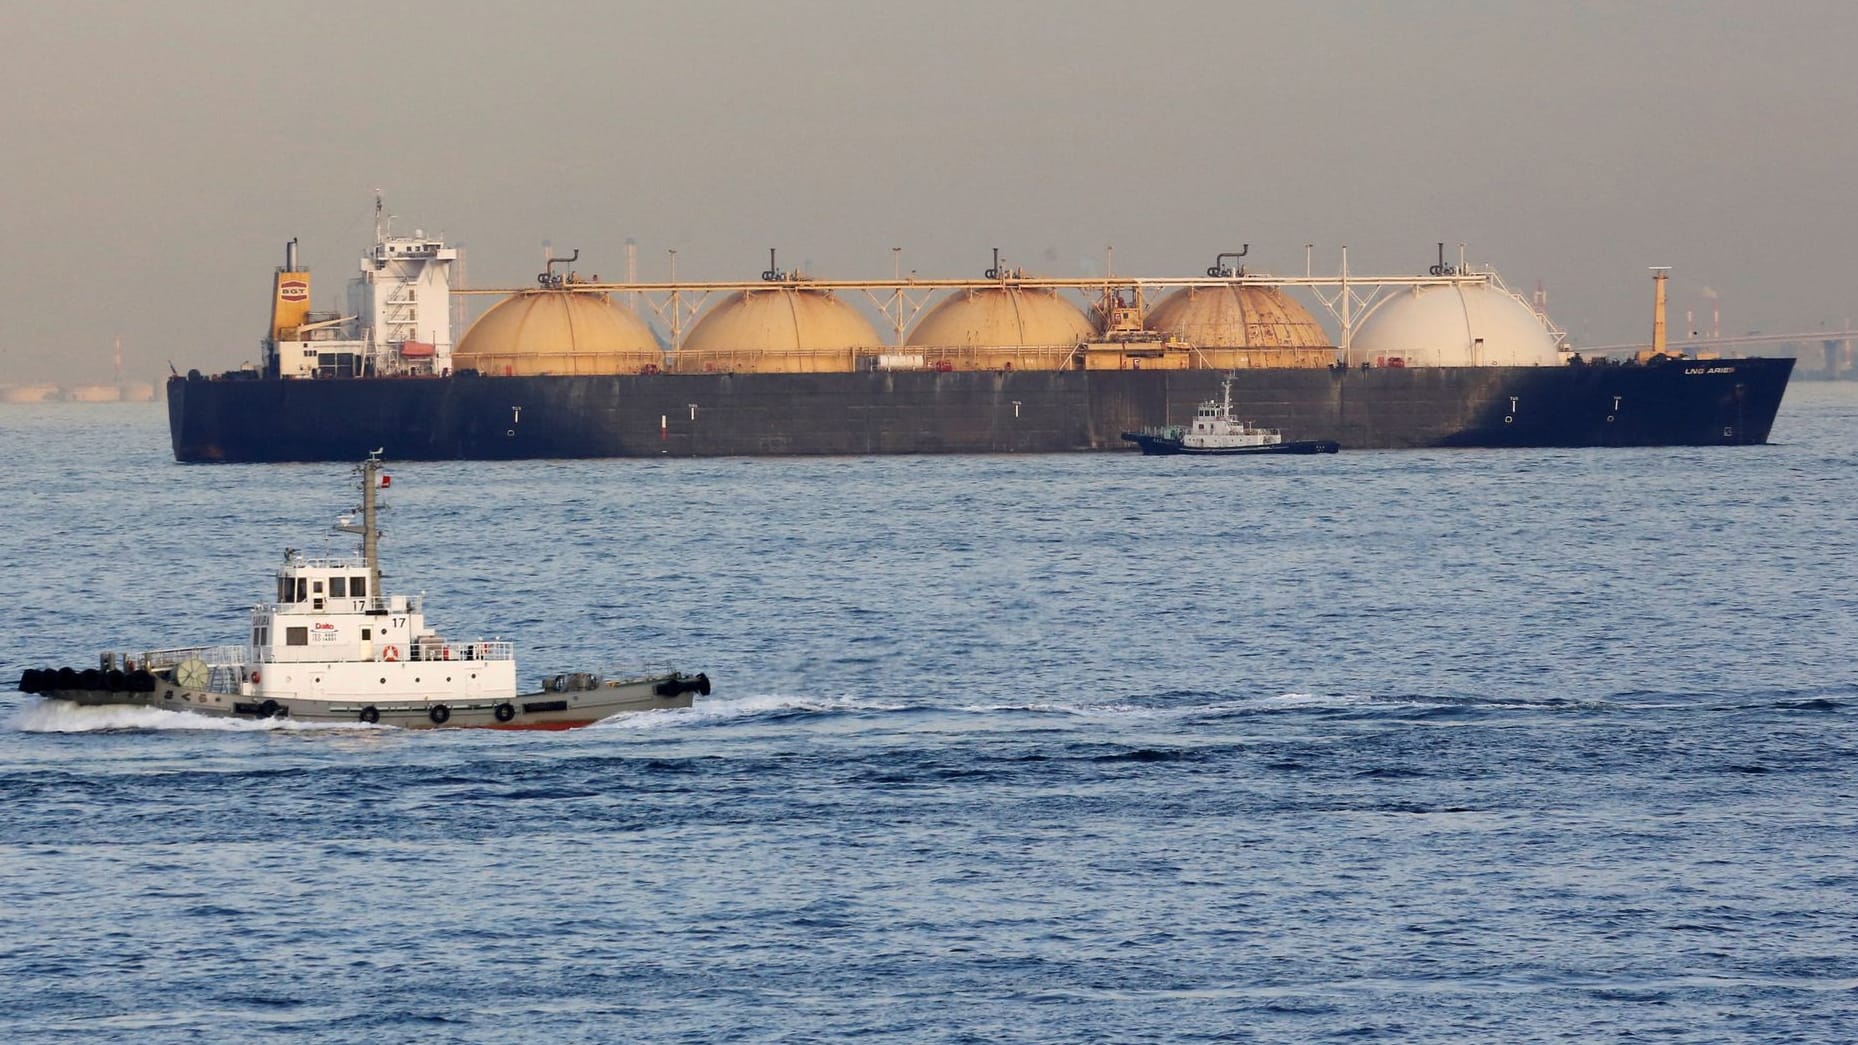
[1121,433,1341,455]
[17,667,710,730]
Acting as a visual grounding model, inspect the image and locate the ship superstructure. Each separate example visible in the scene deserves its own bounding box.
[265,198,457,380]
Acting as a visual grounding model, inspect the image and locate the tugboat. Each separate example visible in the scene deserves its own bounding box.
[1121,377,1342,456]
[15,455,710,729]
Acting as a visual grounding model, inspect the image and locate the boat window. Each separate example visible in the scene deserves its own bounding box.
[286,627,308,646]
[361,628,371,641]
[313,580,323,594]
[330,577,347,599]
[296,578,307,602]
[278,577,290,602]
[352,576,367,598]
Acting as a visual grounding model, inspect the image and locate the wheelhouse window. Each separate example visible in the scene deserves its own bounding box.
[296,578,307,602]
[330,577,347,599]
[286,626,308,646]
[351,576,368,599]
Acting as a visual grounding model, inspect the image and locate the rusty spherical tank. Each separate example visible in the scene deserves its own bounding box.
[455,290,664,376]
[905,286,1096,370]
[1351,283,1561,367]
[673,289,879,374]
[1145,285,1335,368]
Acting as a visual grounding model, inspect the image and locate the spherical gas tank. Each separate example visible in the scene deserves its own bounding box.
[673,288,880,373]
[1145,285,1334,368]
[455,291,664,376]
[1351,283,1562,367]
[906,286,1095,370]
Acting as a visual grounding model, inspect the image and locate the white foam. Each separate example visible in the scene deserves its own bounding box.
[586,691,875,731]
[10,699,378,733]
[579,689,1514,734]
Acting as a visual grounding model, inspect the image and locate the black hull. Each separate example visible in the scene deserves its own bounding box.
[168,359,1796,462]
[1121,433,1341,456]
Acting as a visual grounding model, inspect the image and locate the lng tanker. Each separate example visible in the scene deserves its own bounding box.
[166,218,1793,462]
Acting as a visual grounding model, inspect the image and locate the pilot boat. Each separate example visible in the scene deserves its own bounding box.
[15,456,709,729]
[1121,377,1341,456]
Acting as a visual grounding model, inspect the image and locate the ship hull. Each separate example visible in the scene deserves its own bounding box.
[20,670,705,730]
[169,359,1796,461]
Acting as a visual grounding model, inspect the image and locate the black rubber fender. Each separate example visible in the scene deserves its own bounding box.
[694,672,711,697]
[358,706,380,725]
[256,699,280,719]
[132,670,156,692]
[56,667,78,689]
[105,669,126,692]
[18,669,42,694]
[428,704,451,725]
[78,668,103,690]
[493,702,516,723]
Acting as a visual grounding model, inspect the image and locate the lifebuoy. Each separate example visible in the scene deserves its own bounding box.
[382,645,400,662]
[250,670,261,684]
[358,706,380,725]
[493,702,516,723]
[428,704,451,725]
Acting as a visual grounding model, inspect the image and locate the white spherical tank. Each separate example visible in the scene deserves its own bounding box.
[1351,283,1562,367]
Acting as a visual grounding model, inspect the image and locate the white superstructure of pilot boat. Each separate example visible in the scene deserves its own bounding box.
[17,456,709,728]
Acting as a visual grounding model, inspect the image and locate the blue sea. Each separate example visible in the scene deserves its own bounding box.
[3,386,1857,1042]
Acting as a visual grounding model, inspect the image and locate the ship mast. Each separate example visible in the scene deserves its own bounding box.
[335,453,385,597]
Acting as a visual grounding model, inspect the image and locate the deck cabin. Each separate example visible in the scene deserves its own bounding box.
[245,551,515,701]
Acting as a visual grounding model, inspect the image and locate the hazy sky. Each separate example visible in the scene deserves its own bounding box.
[4,0,1855,382]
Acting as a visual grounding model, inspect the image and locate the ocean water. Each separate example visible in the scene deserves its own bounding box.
[3,386,1856,1043]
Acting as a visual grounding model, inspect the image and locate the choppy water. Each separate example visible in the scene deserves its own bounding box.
[3,386,1857,1042]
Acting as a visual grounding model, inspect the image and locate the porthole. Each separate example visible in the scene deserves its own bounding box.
[380,677,387,684]
[1503,415,1514,424]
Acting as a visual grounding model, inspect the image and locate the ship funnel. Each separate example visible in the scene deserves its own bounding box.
[1650,267,1670,358]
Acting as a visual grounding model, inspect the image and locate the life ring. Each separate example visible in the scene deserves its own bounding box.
[428,704,451,725]
[250,670,261,684]
[382,645,400,662]
[493,702,516,723]
[358,706,380,725]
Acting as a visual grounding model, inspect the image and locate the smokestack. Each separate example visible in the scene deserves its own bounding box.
[1650,268,1670,357]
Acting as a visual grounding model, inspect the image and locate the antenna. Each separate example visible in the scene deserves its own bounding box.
[373,190,384,244]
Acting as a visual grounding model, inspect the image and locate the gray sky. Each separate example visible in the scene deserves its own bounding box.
[4,0,1855,383]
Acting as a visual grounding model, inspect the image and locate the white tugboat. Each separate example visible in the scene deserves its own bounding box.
[1121,376,1341,456]
[16,456,710,729]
